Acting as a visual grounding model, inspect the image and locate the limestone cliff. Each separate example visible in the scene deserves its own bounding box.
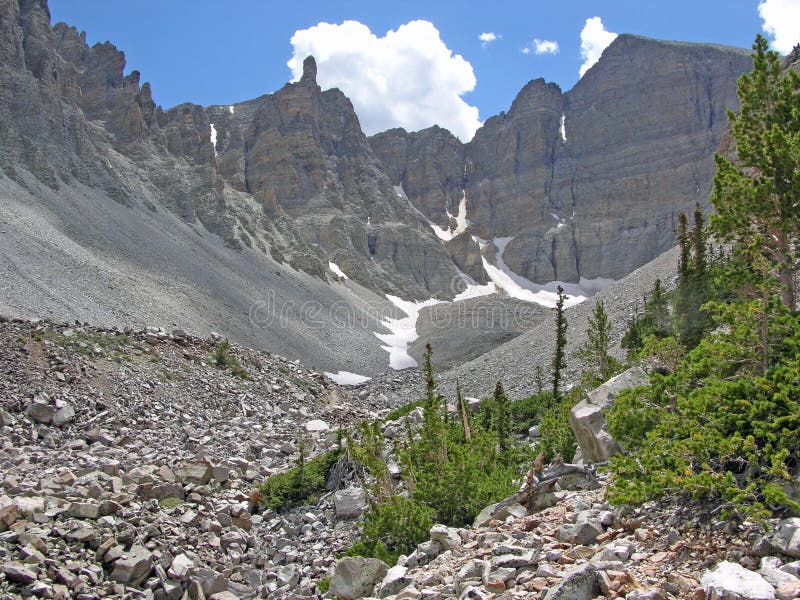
[371,35,752,285]
[1,0,754,305]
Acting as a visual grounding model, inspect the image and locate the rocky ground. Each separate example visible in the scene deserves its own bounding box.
[0,316,392,599]
[327,469,800,600]
[3,315,800,600]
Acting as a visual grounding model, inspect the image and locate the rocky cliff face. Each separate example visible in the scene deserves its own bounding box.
[371,35,752,285]
[1,1,462,300]
[1,0,753,314]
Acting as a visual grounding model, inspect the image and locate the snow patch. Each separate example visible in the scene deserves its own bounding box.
[374,295,442,370]
[209,123,218,155]
[453,280,496,302]
[324,371,371,385]
[559,113,567,142]
[452,268,496,302]
[228,105,235,114]
[328,262,348,280]
[480,237,605,308]
[430,192,469,241]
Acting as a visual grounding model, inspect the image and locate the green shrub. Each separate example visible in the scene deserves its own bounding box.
[317,577,331,594]
[607,308,800,517]
[212,339,249,379]
[346,495,434,564]
[255,448,342,511]
[158,497,183,509]
[384,399,425,422]
[346,345,532,563]
[509,390,578,462]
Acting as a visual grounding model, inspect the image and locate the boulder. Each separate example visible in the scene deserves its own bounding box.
[543,562,600,600]
[27,398,54,424]
[52,404,76,426]
[701,561,775,600]
[430,524,461,551]
[473,501,527,528]
[378,565,411,597]
[557,510,604,545]
[569,367,649,463]
[334,487,367,519]
[304,419,330,432]
[770,519,800,559]
[329,556,389,600]
[175,461,213,485]
[110,546,153,586]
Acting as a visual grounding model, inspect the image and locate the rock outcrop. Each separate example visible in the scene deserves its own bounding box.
[371,36,752,285]
[569,366,650,463]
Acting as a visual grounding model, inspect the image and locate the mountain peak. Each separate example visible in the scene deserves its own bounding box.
[301,55,317,83]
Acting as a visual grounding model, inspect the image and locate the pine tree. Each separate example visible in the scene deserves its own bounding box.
[421,344,447,469]
[551,286,568,402]
[711,34,800,310]
[455,380,471,442]
[675,205,711,348]
[644,279,671,338]
[578,299,619,387]
[493,381,510,451]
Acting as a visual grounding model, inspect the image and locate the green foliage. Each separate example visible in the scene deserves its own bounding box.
[608,297,800,517]
[346,495,434,564]
[158,497,183,509]
[493,381,511,452]
[710,35,800,310]
[578,299,622,388]
[675,206,712,349]
[509,392,551,434]
[347,347,531,563]
[317,577,331,594]
[622,279,674,358]
[255,447,342,511]
[551,286,568,401]
[509,390,578,462]
[212,339,249,379]
[536,388,580,461]
[385,399,425,422]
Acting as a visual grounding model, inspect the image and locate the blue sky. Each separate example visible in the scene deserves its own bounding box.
[49,1,798,141]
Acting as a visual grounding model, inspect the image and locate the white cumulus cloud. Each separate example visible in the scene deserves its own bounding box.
[479,32,499,47]
[530,39,559,55]
[758,0,800,54]
[288,20,482,141]
[579,16,618,78]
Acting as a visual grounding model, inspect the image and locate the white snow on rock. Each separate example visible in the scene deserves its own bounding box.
[560,113,567,142]
[479,237,614,308]
[228,105,235,114]
[374,295,442,370]
[209,123,218,155]
[323,371,371,386]
[328,262,348,280]
[394,185,469,242]
[453,280,496,302]
[701,561,776,600]
[430,192,469,241]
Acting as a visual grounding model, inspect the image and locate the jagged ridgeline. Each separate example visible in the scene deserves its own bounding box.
[2,0,750,312]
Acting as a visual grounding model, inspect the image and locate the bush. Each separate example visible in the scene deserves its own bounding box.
[384,399,425,422]
[347,345,532,563]
[255,447,342,511]
[212,339,249,379]
[346,495,434,564]
[607,309,800,517]
[509,391,578,462]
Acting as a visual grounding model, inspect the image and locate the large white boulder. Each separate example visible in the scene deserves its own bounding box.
[569,366,649,463]
[701,561,776,600]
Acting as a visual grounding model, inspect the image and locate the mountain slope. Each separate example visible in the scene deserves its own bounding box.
[371,36,751,285]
